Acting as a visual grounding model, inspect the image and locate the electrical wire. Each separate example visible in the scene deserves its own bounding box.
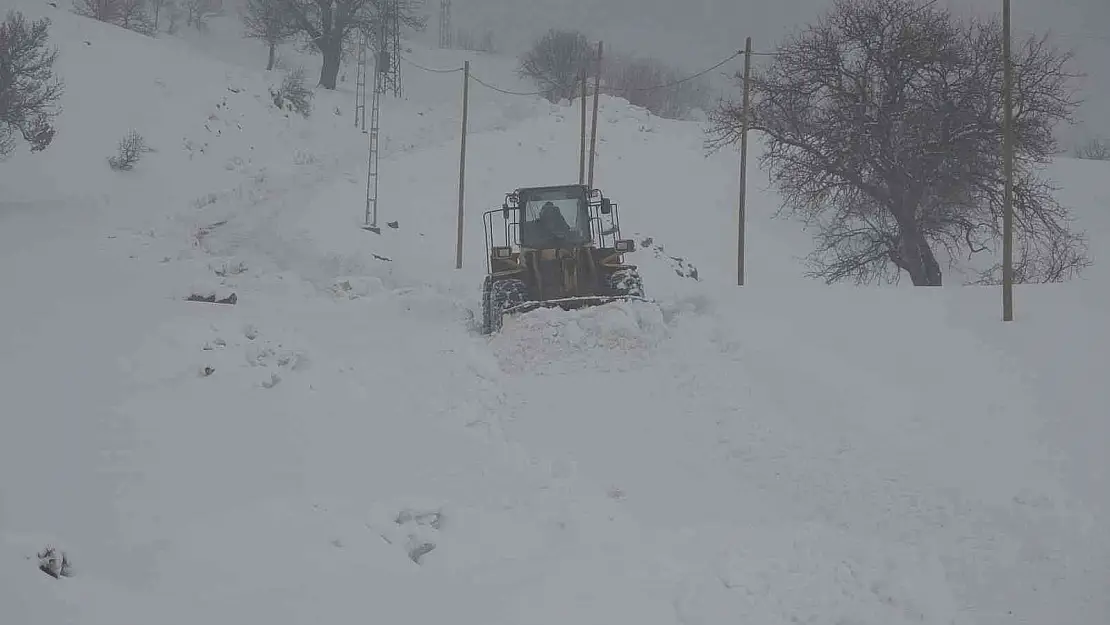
[401,47,755,97]
[467,74,549,96]
[619,49,745,92]
[400,56,464,73]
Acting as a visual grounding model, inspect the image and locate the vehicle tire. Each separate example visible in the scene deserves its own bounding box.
[489,278,528,333]
[480,275,493,335]
[606,268,644,298]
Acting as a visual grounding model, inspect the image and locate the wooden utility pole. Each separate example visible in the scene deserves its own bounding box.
[588,41,603,188]
[579,69,587,184]
[455,60,470,269]
[1002,0,1014,320]
[737,36,752,286]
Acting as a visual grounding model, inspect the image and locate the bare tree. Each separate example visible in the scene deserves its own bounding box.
[453,27,473,51]
[149,0,167,31]
[73,0,124,23]
[165,0,183,33]
[519,29,594,102]
[242,0,296,70]
[72,0,154,35]
[148,0,172,31]
[182,0,220,32]
[0,11,63,160]
[451,28,494,53]
[117,0,155,34]
[278,0,426,90]
[708,0,1087,286]
[1074,137,1109,160]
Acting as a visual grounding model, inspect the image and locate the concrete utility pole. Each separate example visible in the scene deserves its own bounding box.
[455,61,470,269]
[587,41,603,188]
[439,0,452,49]
[1002,0,1015,321]
[579,69,587,184]
[737,36,752,286]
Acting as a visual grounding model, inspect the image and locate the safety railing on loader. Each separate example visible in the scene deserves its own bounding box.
[482,186,628,274]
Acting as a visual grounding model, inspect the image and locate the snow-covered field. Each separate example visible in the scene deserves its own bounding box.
[2,4,1108,625]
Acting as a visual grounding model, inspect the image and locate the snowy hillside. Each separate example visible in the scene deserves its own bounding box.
[2,4,1109,625]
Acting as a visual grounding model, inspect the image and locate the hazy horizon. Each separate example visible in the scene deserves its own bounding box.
[426,0,1108,148]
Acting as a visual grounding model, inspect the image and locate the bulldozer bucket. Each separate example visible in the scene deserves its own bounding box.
[502,295,652,316]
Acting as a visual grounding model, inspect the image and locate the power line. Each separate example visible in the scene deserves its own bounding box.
[467,74,548,97]
[400,47,753,98]
[400,56,464,74]
[398,55,548,95]
[1055,31,1110,43]
[619,49,744,93]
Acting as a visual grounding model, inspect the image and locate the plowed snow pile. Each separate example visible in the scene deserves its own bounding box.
[489,300,670,373]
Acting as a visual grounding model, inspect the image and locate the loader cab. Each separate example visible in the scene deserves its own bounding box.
[483,183,632,276]
[517,185,592,249]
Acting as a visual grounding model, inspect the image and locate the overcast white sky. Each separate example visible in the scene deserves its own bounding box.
[437,0,1108,145]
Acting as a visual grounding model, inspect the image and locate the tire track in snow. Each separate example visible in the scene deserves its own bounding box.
[480,296,1074,625]
[481,286,1106,625]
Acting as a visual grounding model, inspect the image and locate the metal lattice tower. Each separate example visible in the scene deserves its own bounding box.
[354,32,369,130]
[439,0,452,48]
[378,0,403,98]
[363,0,404,232]
[363,62,383,232]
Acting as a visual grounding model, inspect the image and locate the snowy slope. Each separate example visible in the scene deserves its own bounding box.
[2,5,1109,625]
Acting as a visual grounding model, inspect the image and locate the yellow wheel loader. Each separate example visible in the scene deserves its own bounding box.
[480,184,646,334]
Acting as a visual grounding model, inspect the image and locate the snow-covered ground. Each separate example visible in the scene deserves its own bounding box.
[2,4,1108,625]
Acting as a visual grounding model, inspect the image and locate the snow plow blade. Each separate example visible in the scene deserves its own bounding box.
[502,295,652,316]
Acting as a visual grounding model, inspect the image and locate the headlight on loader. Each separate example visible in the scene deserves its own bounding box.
[492,246,512,259]
[614,239,635,253]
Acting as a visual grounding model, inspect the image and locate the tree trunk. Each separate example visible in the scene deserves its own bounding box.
[319,37,342,89]
[267,42,276,71]
[898,227,943,286]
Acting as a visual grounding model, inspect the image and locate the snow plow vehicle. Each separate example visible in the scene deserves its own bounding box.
[480,184,646,334]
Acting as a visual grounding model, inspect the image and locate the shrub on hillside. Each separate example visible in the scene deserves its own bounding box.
[0,11,63,160]
[270,66,313,117]
[517,33,712,119]
[518,29,594,103]
[1074,137,1109,161]
[108,129,148,170]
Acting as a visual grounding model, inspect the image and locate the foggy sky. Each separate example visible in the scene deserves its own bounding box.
[437,0,1108,145]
